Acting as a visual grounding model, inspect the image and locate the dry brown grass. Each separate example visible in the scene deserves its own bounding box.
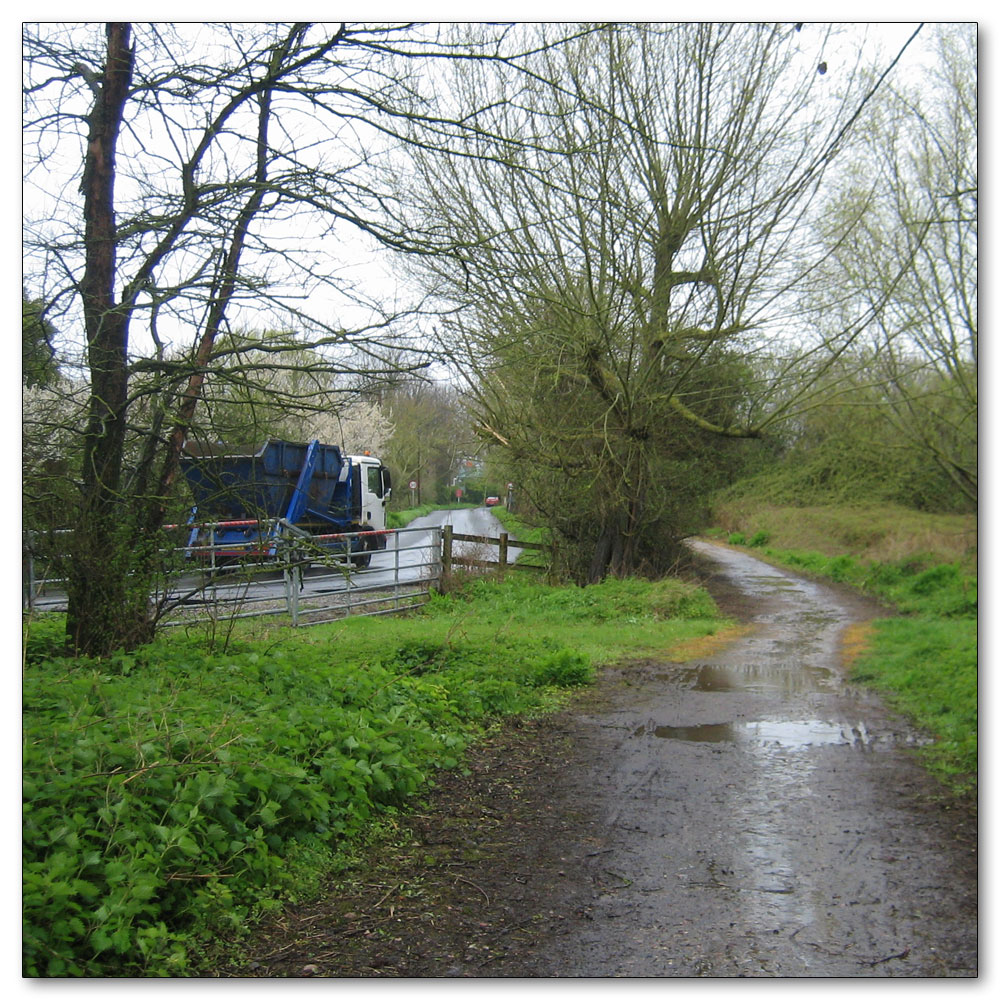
[712,501,976,571]
[838,621,877,671]
[664,623,756,662]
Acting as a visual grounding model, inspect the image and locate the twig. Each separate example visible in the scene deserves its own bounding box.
[453,874,491,904]
[603,870,634,889]
[373,883,401,909]
[863,947,910,968]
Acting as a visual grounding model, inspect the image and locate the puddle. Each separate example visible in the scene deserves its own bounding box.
[637,722,735,743]
[661,662,836,694]
[632,718,879,750]
[746,575,798,590]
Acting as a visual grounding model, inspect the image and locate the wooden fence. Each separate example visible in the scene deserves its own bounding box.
[441,524,550,578]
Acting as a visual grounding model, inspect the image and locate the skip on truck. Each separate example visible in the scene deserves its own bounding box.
[179,438,392,569]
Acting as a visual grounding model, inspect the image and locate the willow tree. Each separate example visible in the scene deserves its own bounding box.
[403,22,921,579]
[22,21,590,653]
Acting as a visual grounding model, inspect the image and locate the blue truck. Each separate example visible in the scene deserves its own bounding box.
[179,439,392,568]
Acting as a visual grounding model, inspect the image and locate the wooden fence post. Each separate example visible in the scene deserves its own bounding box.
[498,533,508,581]
[442,524,453,577]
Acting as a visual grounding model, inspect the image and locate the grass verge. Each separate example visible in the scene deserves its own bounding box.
[711,500,976,572]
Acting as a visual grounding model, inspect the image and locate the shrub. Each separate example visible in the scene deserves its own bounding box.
[529,649,593,687]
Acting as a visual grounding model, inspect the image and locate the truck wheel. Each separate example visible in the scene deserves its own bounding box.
[355,527,377,569]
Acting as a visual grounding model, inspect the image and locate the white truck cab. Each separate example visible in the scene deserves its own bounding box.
[350,454,392,533]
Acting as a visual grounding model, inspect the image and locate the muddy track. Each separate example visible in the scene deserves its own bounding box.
[225,540,977,978]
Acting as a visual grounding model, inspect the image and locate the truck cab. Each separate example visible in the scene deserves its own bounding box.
[350,454,392,535]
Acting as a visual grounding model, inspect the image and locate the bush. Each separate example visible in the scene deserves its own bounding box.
[529,649,593,687]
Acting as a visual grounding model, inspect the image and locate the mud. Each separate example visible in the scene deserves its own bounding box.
[226,539,978,978]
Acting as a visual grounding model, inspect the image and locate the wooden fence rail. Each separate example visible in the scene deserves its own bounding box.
[441,525,550,578]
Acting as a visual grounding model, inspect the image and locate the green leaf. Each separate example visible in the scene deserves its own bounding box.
[177,836,202,857]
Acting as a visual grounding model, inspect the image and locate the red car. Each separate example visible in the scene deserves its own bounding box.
[485,496,501,507]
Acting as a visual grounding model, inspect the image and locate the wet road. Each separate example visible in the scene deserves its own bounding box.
[294,506,521,592]
[386,506,523,564]
[528,539,978,976]
[27,507,518,612]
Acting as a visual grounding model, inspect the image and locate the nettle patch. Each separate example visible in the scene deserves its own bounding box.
[22,621,600,976]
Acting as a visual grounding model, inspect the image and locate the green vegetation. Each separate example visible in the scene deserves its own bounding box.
[713,406,974,516]
[850,617,977,792]
[717,502,977,793]
[489,505,552,569]
[713,500,976,571]
[22,574,723,976]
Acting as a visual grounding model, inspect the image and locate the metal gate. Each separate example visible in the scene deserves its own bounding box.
[22,523,443,629]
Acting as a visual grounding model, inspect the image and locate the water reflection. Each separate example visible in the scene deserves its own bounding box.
[661,661,836,694]
[631,718,881,750]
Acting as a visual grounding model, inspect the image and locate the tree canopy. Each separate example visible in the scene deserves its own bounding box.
[397,22,946,577]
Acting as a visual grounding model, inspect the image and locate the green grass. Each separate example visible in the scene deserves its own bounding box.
[286,575,724,684]
[712,500,976,572]
[851,617,977,792]
[22,573,725,977]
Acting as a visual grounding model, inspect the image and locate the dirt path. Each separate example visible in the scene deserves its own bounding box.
[227,540,977,978]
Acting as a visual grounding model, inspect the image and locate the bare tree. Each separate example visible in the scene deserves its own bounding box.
[812,23,977,507]
[22,21,585,652]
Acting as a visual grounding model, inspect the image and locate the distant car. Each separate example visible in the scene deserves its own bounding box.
[485,496,501,507]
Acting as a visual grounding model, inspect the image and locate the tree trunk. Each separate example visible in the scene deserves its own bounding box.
[65,24,147,655]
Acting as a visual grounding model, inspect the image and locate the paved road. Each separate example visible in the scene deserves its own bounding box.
[26,507,519,612]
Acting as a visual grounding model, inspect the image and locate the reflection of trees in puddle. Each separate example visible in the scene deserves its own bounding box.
[656,660,835,694]
[631,717,928,751]
[632,718,857,748]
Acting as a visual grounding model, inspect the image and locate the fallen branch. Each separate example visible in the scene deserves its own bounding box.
[863,947,911,968]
